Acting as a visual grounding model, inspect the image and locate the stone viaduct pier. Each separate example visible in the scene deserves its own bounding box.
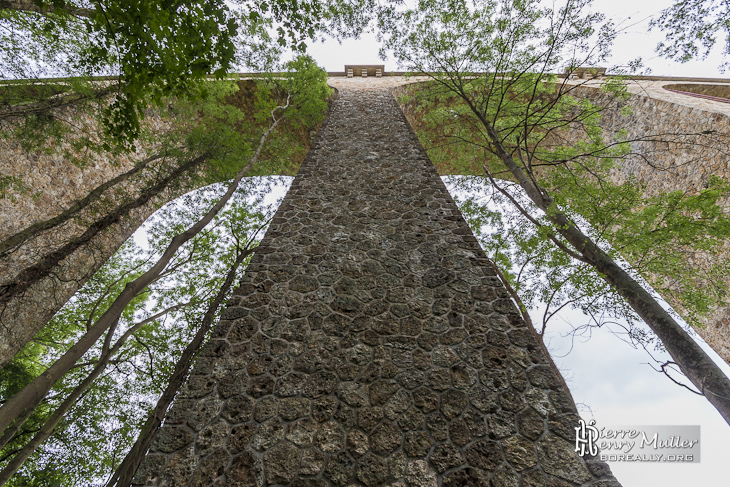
[133,80,620,486]
[3,72,730,376]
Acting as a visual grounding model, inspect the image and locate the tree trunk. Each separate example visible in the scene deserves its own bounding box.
[0,300,192,482]
[0,405,35,455]
[478,113,730,425]
[0,105,286,442]
[0,152,167,257]
[0,321,120,486]
[0,301,186,452]
[106,242,255,487]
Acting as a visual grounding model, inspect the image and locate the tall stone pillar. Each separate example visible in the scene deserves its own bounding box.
[133,81,620,486]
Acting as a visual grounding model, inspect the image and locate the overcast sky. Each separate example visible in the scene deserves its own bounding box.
[301,0,727,79]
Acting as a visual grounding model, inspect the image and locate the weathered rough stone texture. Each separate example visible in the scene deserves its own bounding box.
[134,81,619,486]
[568,85,730,366]
[0,81,322,369]
[0,107,182,369]
[394,79,730,367]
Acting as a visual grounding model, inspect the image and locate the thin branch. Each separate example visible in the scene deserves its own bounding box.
[483,164,589,263]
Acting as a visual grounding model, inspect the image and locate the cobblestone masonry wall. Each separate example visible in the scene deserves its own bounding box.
[134,82,620,486]
[0,84,320,370]
[394,79,730,367]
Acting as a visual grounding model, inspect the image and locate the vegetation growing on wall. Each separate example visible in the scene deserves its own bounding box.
[384,0,730,424]
[0,55,331,485]
[0,180,275,485]
[0,0,364,147]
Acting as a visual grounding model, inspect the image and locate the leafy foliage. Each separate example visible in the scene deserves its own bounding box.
[386,0,730,338]
[651,0,730,71]
[0,178,288,485]
[0,0,346,148]
[1,0,238,148]
[0,55,331,485]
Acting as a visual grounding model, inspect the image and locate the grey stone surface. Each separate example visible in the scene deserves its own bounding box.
[134,82,620,486]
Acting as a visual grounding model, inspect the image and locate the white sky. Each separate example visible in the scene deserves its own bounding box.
[292,1,729,485]
[301,0,727,78]
[243,177,730,486]
[439,177,730,487]
[528,296,730,487]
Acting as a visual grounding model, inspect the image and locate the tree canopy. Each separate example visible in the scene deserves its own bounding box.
[652,0,730,71]
[0,0,365,147]
[383,0,730,423]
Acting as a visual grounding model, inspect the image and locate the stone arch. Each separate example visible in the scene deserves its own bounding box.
[393,77,730,366]
[0,79,324,368]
